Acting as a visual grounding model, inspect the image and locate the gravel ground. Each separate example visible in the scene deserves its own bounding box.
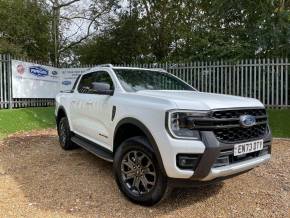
[0,129,289,218]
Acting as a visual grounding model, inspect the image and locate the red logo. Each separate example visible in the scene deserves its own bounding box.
[17,64,25,75]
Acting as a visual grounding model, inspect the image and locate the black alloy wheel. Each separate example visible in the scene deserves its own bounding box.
[114,136,168,206]
[57,117,76,150]
[121,150,157,195]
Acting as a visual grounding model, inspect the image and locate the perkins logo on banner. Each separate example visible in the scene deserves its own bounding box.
[62,80,72,86]
[29,66,49,77]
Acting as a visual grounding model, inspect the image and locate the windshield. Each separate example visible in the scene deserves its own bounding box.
[114,69,195,92]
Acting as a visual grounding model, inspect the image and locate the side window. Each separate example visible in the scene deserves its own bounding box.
[78,73,95,93]
[94,71,114,90]
[77,71,114,94]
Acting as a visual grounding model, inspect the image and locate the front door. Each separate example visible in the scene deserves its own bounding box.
[73,71,115,150]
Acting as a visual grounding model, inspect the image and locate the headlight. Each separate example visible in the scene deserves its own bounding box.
[166,110,210,139]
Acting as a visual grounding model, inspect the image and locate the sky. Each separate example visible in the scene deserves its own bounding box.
[62,0,128,42]
[61,0,93,42]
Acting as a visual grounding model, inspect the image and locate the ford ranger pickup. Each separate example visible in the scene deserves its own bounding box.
[55,65,271,205]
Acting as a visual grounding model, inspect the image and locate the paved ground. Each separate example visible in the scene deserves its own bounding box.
[0,129,289,218]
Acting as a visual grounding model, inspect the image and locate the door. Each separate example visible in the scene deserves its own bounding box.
[69,75,82,131]
[72,71,115,150]
[70,73,94,134]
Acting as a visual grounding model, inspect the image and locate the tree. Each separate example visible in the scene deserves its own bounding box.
[194,0,290,60]
[0,0,51,61]
[47,0,118,66]
[76,6,151,65]
[3,0,288,64]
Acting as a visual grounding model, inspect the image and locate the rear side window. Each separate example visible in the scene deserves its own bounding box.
[77,71,114,94]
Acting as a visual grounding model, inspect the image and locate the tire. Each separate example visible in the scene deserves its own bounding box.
[113,136,168,206]
[57,117,76,150]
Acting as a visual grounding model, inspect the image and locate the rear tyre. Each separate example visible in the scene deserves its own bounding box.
[57,117,76,150]
[113,136,168,206]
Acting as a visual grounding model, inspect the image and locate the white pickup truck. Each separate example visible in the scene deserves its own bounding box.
[55,65,272,205]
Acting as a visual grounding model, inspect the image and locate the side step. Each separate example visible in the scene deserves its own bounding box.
[71,135,113,162]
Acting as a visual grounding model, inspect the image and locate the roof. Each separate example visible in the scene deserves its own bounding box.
[88,64,167,73]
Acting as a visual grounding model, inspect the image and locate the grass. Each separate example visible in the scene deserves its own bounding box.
[0,107,55,139]
[0,107,289,139]
[268,109,290,138]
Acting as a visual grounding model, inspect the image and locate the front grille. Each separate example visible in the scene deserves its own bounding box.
[212,109,267,143]
[212,109,266,119]
[193,108,268,143]
[214,124,267,143]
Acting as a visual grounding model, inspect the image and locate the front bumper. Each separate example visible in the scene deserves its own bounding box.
[191,131,272,181]
[201,154,271,181]
[189,131,272,180]
[160,128,272,181]
[166,152,271,188]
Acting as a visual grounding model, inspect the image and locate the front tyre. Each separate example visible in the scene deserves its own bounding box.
[114,136,168,206]
[57,117,76,150]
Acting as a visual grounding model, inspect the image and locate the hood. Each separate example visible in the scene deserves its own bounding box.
[136,90,264,110]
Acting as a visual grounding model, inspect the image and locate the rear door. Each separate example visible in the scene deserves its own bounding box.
[69,73,94,133]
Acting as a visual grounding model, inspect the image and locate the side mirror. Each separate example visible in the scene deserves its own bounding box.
[91,82,114,96]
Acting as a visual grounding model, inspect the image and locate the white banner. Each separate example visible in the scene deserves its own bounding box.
[12,60,61,98]
[61,68,89,92]
[12,60,89,98]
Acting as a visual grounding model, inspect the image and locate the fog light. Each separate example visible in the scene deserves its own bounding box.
[260,146,270,156]
[213,156,229,168]
[176,154,200,170]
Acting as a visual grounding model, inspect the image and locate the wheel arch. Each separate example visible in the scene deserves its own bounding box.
[113,117,166,176]
[56,106,68,126]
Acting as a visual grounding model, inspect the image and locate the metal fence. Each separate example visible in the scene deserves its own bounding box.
[0,54,12,109]
[128,58,289,108]
[0,54,55,109]
[0,54,289,109]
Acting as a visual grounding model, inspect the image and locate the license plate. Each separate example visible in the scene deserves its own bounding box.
[234,140,263,156]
